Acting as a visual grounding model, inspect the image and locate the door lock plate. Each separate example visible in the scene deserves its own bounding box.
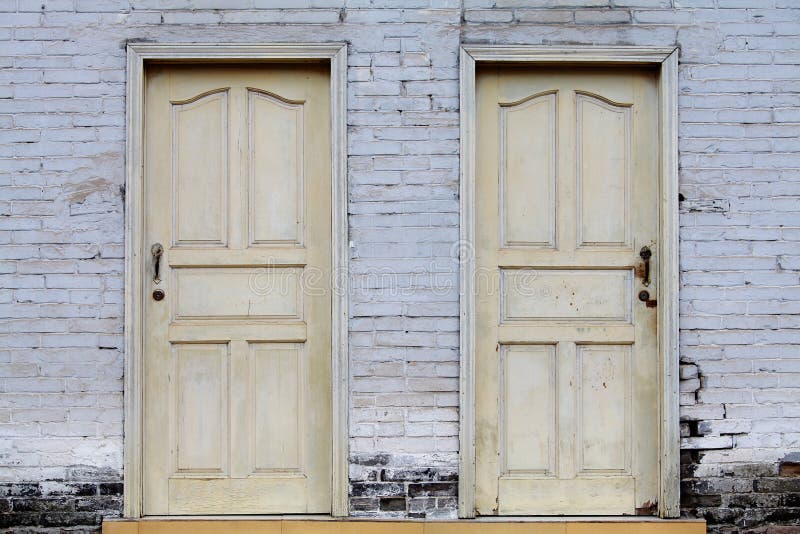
[638,290,657,308]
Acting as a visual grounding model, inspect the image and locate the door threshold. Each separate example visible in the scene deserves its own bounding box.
[112,516,699,522]
[104,517,706,533]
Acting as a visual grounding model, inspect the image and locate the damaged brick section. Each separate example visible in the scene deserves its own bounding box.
[679,363,800,532]
[681,456,800,533]
[0,467,122,532]
[349,454,457,518]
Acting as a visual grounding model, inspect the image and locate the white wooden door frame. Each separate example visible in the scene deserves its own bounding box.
[458,45,680,519]
[124,42,349,518]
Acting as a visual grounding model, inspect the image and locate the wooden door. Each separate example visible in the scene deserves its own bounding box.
[474,66,660,515]
[142,64,331,515]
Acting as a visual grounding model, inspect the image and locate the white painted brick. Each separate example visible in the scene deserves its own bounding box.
[0,1,795,522]
[682,436,735,450]
[513,8,573,23]
[574,8,630,23]
[464,9,513,22]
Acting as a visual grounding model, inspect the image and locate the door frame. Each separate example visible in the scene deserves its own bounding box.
[123,42,349,518]
[458,45,680,518]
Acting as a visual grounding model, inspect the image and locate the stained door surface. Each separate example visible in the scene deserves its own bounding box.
[474,66,660,515]
[143,64,331,515]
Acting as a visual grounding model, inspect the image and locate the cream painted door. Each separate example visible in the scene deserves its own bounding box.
[474,66,660,515]
[142,64,331,515]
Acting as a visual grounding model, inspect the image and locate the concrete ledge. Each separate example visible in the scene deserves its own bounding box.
[103,519,706,534]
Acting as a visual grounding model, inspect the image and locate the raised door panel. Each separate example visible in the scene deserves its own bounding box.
[173,267,302,320]
[501,345,556,476]
[577,344,631,473]
[576,92,631,248]
[248,89,304,246]
[171,89,228,247]
[500,92,556,248]
[501,268,632,322]
[171,343,229,475]
[250,343,303,474]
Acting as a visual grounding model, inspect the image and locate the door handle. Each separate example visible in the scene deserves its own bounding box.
[639,246,652,287]
[151,243,164,284]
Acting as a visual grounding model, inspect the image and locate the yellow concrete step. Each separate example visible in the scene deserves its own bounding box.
[103,519,706,534]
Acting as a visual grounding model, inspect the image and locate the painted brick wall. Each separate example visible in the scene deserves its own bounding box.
[0,0,798,531]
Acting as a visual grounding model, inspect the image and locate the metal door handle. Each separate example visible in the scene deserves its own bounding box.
[151,243,164,284]
[639,246,652,287]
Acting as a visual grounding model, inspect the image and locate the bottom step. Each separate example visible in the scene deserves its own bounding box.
[103,519,706,534]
